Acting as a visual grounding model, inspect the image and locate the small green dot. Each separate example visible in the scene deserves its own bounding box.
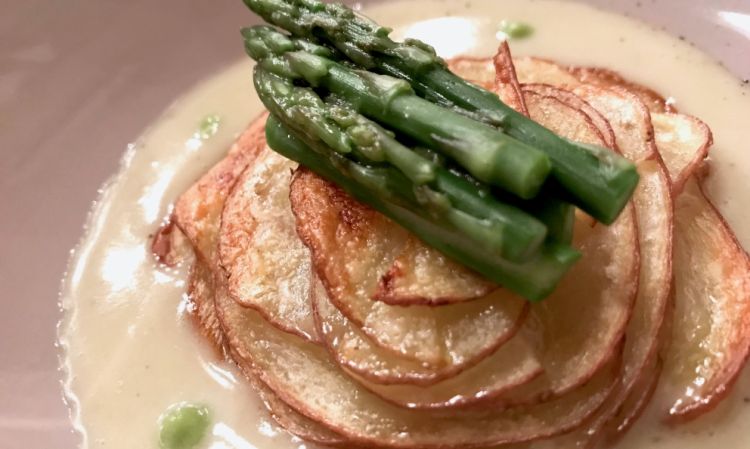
[498,20,534,40]
[198,115,221,140]
[159,403,211,449]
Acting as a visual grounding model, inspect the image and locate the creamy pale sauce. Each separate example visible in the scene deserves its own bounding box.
[59,0,750,448]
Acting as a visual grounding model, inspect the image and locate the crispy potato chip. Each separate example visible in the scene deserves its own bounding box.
[219,146,319,343]
[245,361,352,448]
[499,205,638,406]
[493,57,674,443]
[661,179,750,422]
[523,91,606,147]
[660,109,750,423]
[556,86,674,441]
[313,275,542,408]
[290,169,527,369]
[313,273,529,387]
[652,112,713,194]
[521,84,617,150]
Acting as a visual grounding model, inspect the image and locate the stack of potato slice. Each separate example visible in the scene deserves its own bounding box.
[163,45,750,449]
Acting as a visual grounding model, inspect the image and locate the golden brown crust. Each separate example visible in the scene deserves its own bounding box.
[290,168,528,370]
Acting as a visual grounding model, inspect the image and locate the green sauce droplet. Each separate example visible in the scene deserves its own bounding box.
[498,20,534,40]
[159,403,211,449]
[199,115,221,140]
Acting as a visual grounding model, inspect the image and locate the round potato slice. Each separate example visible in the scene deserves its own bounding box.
[652,112,713,194]
[290,170,528,369]
[493,55,674,440]
[372,236,496,306]
[313,274,532,387]
[604,356,663,443]
[219,146,319,343]
[523,91,606,148]
[661,179,750,422]
[217,283,620,449]
[521,84,617,150]
[313,275,542,408]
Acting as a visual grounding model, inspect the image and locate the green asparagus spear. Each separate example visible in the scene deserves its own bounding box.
[244,43,552,200]
[265,114,580,301]
[254,66,549,260]
[240,2,639,223]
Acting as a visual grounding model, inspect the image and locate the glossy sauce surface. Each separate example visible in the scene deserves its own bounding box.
[59,0,750,448]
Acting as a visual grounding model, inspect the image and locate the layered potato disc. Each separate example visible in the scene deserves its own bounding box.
[219,147,320,343]
[496,204,637,406]
[604,356,663,442]
[290,171,529,369]
[512,56,674,113]
[187,260,353,447]
[570,83,675,418]
[651,113,712,193]
[216,282,621,449]
[372,236,497,306]
[312,272,536,387]
[520,84,617,149]
[662,179,750,422]
[313,275,543,408]
[187,261,226,351]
